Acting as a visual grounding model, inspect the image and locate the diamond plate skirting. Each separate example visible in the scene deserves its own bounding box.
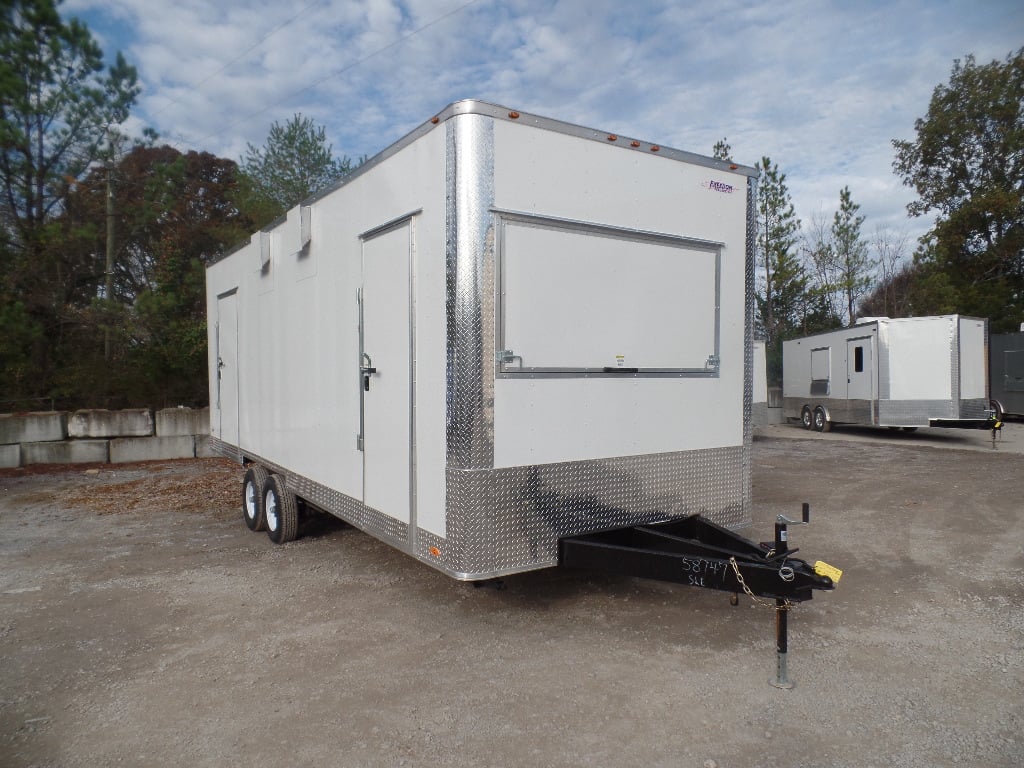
[208,435,242,463]
[212,436,745,578]
[439,446,748,577]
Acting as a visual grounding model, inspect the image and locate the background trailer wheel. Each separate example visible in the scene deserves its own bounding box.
[801,405,813,429]
[264,475,299,544]
[242,465,270,532]
[813,406,831,432]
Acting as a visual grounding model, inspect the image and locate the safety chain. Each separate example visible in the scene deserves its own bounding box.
[729,556,792,610]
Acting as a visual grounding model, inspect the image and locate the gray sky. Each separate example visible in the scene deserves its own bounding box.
[66,0,1024,250]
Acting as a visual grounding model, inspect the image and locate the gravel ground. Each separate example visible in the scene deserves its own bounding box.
[1,427,1022,768]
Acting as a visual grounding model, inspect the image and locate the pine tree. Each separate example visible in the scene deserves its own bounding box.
[831,186,873,325]
[756,157,806,383]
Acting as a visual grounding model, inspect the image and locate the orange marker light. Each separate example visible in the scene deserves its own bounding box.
[650,145,660,152]
[607,134,617,141]
[508,111,520,119]
[431,116,440,124]
[631,140,640,147]
[429,546,441,557]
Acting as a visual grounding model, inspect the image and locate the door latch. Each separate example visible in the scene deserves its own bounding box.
[360,353,377,391]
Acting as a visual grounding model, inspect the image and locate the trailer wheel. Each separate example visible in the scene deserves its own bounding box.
[800,406,813,430]
[813,406,831,432]
[242,465,270,531]
[264,474,299,544]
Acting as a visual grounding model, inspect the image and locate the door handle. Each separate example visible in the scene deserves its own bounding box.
[362,367,377,391]
[360,352,376,391]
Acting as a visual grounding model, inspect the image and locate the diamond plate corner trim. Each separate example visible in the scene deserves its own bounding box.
[446,113,496,471]
[743,177,757,513]
[443,446,749,577]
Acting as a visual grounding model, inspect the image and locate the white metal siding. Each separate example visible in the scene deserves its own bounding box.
[491,119,748,467]
[884,317,954,400]
[205,128,450,537]
[958,317,987,399]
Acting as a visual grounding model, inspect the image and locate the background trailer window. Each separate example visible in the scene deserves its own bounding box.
[496,213,722,377]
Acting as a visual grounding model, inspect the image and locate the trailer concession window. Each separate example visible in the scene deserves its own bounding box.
[496,213,721,377]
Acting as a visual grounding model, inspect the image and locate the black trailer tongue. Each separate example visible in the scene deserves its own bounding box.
[559,503,840,688]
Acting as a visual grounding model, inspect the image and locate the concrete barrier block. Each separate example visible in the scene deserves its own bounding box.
[156,407,210,437]
[0,443,21,468]
[23,440,109,465]
[69,409,153,438]
[110,435,195,463]
[0,412,68,444]
[194,435,216,458]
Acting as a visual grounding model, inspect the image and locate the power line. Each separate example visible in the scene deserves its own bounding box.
[176,0,483,152]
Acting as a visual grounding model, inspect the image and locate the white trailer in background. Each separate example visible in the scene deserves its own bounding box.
[782,315,991,432]
[206,100,759,579]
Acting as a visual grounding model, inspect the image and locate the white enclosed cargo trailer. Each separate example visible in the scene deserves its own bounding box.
[782,315,991,431]
[206,100,759,580]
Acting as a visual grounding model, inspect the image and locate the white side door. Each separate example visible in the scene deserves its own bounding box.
[360,222,413,524]
[847,337,873,401]
[216,291,239,445]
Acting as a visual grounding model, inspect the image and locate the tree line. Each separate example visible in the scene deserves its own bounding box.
[2,0,1021,405]
[0,0,356,409]
[729,49,1024,385]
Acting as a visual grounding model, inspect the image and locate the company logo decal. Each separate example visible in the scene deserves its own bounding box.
[702,179,735,194]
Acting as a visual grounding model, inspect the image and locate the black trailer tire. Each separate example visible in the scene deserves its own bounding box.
[901,426,918,432]
[990,400,1004,422]
[242,465,270,532]
[801,405,813,430]
[264,474,299,544]
[813,406,831,432]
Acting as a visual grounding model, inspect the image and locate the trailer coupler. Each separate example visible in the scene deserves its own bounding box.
[559,503,840,688]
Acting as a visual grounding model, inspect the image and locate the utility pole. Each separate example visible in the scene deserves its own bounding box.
[104,149,116,360]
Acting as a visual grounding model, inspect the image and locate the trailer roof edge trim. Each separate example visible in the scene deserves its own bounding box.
[211,100,757,267]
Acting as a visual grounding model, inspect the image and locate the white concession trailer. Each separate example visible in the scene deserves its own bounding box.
[206,100,762,581]
[782,315,991,431]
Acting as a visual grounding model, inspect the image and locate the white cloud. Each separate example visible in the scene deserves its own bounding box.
[63,0,1024,243]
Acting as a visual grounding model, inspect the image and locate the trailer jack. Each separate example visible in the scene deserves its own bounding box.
[559,503,840,688]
